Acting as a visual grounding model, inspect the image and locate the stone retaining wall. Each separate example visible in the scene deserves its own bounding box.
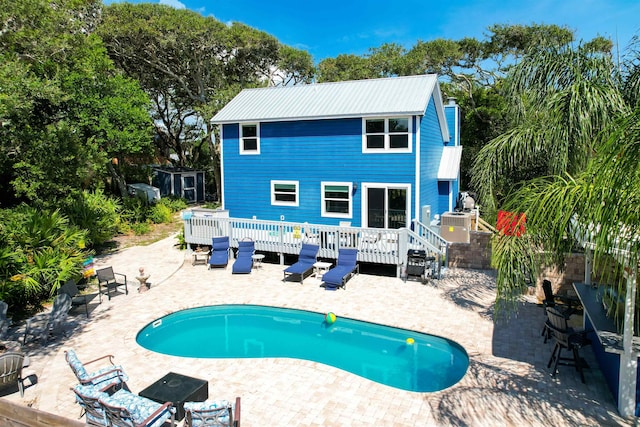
[445,232,590,303]
[447,231,493,270]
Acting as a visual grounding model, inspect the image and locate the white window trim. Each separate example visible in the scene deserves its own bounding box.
[362,117,413,153]
[271,180,299,207]
[240,122,260,155]
[321,181,353,219]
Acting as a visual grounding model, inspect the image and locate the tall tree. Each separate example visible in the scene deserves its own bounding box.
[0,0,153,204]
[471,42,626,215]
[477,38,637,313]
[98,3,314,200]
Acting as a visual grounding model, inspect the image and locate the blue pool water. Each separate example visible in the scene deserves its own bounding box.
[136,305,468,392]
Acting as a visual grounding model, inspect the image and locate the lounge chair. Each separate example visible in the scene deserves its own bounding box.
[232,240,254,274]
[184,397,241,427]
[65,349,129,392]
[0,352,25,397]
[283,244,319,284]
[0,301,9,340]
[23,293,72,344]
[322,248,359,290]
[59,279,92,317]
[208,236,230,269]
[96,267,128,300]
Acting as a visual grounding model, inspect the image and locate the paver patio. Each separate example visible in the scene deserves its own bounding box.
[1,234,631,426]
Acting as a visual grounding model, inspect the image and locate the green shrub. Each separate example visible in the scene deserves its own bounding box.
[64,189,122,247]
[131,221,151,235]
[0,205,89,311]
[159,197,188,213]
[121,196,148,223]
[148,203,173,224]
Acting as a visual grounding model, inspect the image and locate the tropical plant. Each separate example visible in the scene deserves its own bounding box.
[63,189,122,247]
[471,42,626,216]
[476,38,639,315]
[0,206,90,309]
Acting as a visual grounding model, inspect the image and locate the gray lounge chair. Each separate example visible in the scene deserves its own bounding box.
[0,301,10,340]
[59,279,92,317]
[23,293,72,344]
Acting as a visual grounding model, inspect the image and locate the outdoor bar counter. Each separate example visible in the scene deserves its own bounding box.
[573,282,640,417]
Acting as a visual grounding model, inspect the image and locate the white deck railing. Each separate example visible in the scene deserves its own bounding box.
[183,215,447,277]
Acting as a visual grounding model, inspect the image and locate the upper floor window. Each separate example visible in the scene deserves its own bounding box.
[271,180,298,206]
[240,123,260,154]
[321,182,352,218]
[363,117,411,152]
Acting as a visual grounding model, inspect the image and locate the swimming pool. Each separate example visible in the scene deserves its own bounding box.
[136,304,468,392]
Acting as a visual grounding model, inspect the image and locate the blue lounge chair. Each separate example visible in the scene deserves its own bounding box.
[283,243,319,284]
[208,236,230,269]
[322,248,359,290]
[232,240,254,274]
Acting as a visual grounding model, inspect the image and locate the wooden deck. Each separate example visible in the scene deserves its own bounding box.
[182,210,447,278]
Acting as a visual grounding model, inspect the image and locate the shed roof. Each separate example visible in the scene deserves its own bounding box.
[211,74,443,124]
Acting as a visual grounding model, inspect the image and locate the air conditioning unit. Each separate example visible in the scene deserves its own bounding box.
[440,212,472,243]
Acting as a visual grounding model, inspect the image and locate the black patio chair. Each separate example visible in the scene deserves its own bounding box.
[546,306,592,383]
[540,279,579,342]
[96,267,128,301]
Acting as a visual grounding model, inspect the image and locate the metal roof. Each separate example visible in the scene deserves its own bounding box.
[437,145,463,180]
[211,75,440,124]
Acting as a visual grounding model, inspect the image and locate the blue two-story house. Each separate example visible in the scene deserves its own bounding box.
[211,74,461,229]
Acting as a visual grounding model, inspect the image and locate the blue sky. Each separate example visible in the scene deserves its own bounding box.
[105,0,640,62]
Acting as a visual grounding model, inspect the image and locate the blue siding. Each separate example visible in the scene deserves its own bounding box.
[419,98,447,220]
[445,104,459,146]
[223,118,418,225]
[445,103,461,210]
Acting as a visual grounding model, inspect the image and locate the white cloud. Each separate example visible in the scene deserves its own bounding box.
[159,0,186,9]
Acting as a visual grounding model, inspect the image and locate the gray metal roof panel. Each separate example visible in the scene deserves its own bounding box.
[212,75,438,123]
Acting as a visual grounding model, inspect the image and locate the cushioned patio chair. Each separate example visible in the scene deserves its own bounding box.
[546,306,592,383]
[96,267,128,301]
[72,383,111,426]
[208,236,231,269]
[283,244,319,284]
[184,397,241,427]
[24,293,72,344]
[100,387,175,427]
[322,248,359,290]
[0,352,25,397]
[232,240,254,274]
[73,384,175,427]
[65,349,129,393]
[0,301,9,340]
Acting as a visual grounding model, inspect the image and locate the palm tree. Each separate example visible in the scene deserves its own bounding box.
[471,41,628,216]
[471,39,639,312]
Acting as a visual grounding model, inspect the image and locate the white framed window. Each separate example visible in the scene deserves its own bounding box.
[321,182,352,218]
[240,123,260,154]
[271,180,298,206]
[362,117,412,153]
